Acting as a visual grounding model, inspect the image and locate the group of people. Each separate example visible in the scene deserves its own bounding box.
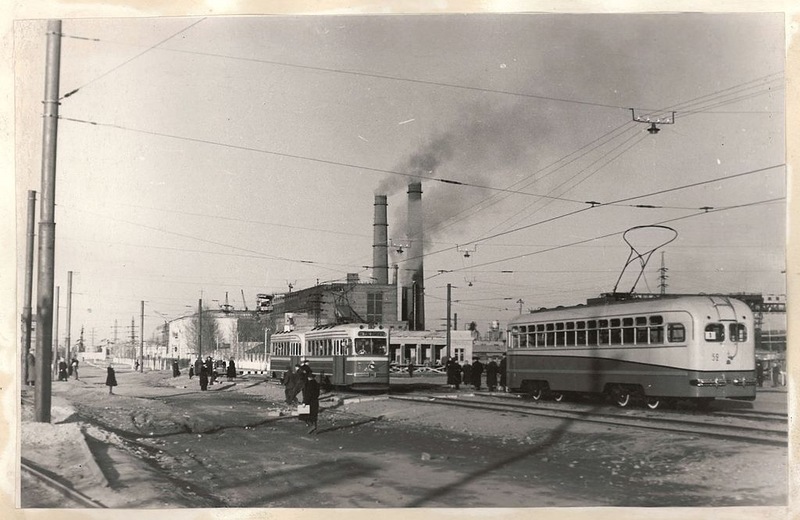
[56,357,80,381]
[189,356,238,391]
[282,359,320,434]
[756,360,786,388]
[444,354,507,392]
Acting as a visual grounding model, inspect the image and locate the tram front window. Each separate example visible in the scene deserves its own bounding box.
[354,338,388,355]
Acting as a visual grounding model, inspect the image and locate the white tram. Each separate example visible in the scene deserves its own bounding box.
[506,295,757,408]
[268,323,390,389]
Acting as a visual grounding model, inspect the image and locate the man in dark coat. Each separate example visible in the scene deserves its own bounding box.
[499,353,507,390]
[199,363,209,391]
[462,361,472,387]
[486,358,499,392]
[285,364,303,405]
[471,357,484,390]
[58,358,68,381]
[194,357,203,380]
[407,360,415,378]
[299,359,312,377]
[301,373,321,433]
[226,358,237,381]
[172,360,181,378]
[106,365,118,394]
[446,358,462,390]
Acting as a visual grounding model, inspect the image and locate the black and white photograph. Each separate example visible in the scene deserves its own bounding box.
[5,2,794,518]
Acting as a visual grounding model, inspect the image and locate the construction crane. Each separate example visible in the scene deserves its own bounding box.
[240,289,249,311]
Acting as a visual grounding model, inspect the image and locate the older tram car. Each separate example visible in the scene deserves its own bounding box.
[506,295,757,408]
[269,323,390,389]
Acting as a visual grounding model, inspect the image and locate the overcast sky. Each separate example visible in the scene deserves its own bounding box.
[13,12,786,345]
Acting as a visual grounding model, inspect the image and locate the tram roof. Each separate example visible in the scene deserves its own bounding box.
[508,294,752,325]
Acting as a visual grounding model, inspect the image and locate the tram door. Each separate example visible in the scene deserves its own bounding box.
[333,355,347,385]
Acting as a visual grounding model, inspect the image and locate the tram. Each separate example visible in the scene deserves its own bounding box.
[268,323,390,389]
[506,295,757,409]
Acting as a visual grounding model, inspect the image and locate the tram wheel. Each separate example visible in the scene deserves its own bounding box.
[530,386,544,401]
[552,392,564,402]
[645,397,660,410]
[612,386,631,408]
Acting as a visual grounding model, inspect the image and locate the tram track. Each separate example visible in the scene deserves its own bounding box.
[389,394,788,447]
[21,457,106,508]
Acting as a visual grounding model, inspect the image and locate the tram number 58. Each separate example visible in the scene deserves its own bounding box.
[711,353,720,362]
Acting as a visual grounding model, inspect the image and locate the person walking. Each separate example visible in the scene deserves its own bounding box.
[285,364,302,405]
[58,358,68,381]
[301,372,321,434]
[106,365,118,394]
[172,360,181,378]
[199,363,209,391]
[407,360,415,378]
[486,358,498,392]
[226,358,237,381]
[71,357,80,380]
[499,353,507,391]
[471,357,484,391]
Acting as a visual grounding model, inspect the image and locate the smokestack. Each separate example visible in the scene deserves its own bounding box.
[406,182,425,330]
[372,195,389,284]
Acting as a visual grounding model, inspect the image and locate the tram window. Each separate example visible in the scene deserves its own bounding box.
[556,322,564,330]
[611,318,620,327]
[587,320,597,329]
[668,324,686,342]
[576,330,586,346]
[598,329,610,345]
[649,327,664,344]
[636,328,648,344]
[623,317,634,327]
[635,316,647,326]
[546,331,555,346]
[704,323,725,342]
[536,332,546,347]
[576,321,585,329]
[546,323,555,331]
[622,327,634,344]
[566,330,575,345]
[610,328,621,344]
[536,324,545,332]
[599,319,608,328]
[649,315,664,325]
[729,323,747,342]
[519,333,528,348]
[527,333,536,348]
[566,322,575,330]
[588,329,598,345]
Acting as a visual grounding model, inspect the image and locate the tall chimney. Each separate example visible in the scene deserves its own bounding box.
[406,182,424,330]
[372,195,389,284]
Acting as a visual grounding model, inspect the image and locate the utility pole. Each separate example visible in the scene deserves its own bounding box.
[658,252,668,295]
[22,190,37,386]
[34,19,62,422]
[198,298,203,359]
[52,285,59,377]
[65,271,73,365]
[140,301,145,372]
[129,317,136,358]
[446,284,451,359]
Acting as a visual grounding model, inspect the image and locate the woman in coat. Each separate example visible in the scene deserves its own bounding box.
[106,365,118,394]
[300,373,321,433]
[199,363,209,391]
[226,358,237,381]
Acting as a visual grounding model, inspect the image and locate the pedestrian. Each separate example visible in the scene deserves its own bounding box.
[471,357,484,390]
[106,365,118,394]
[299,359,312,377]
[446,358,462,390]
[486,358,498,392]
[58,358,68,381]
[772,364,781,387]
[134,359,139,371]
[189,365,194,379]
[300,372,321,434]
[194,357,203,380]
[285,364,302,404]
[199,363,209,391]
[226,358,237,381]
[462,361,472,387]
[499,353,507,391]
[756,361,764,387]
[407,360,415,378]
[71,357,80,380]
[172,360,181,378]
